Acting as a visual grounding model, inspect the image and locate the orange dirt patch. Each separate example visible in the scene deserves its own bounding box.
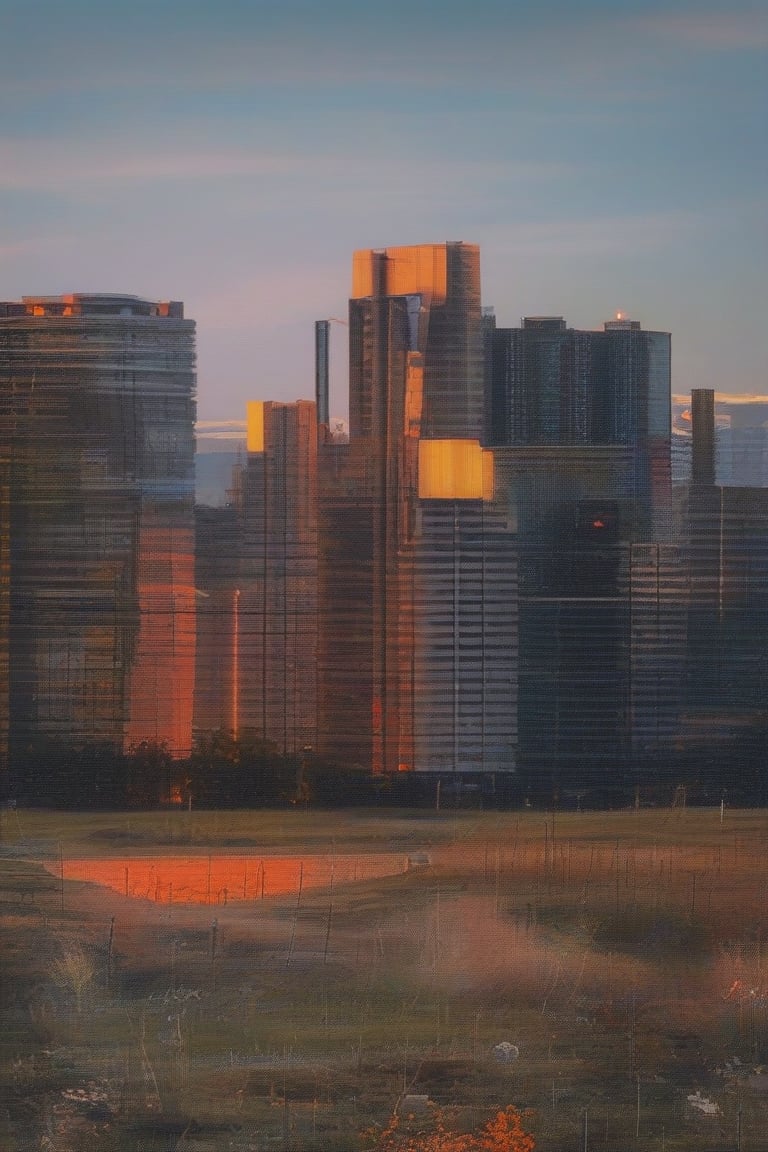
[46,853,407,905]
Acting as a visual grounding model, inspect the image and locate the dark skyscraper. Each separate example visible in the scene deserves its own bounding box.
[0,294,196,769]
[678,395,768,800]
[193,503,239,741]
[488,315,671,538]
[691,389,716,487]
[487,315,674,795]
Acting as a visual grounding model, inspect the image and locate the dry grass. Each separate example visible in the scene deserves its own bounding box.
[50,938,97,1015]
[1,806,767,1150]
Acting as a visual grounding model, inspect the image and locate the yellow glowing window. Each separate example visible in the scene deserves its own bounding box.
[418,439,493,500]
[246,401,264,453]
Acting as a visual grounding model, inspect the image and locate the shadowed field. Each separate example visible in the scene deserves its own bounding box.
[1,807,766,1150]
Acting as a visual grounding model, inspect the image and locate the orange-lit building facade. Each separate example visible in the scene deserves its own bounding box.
[7,259,763,804]
[0,294,196,764]
[194,400,318,757]
[313,251,682,792]
[317,243,518,776]
[239,400,318,753]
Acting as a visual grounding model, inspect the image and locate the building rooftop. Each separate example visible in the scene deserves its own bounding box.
[1,294,184,318]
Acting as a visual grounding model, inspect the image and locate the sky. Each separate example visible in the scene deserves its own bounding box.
[1,0,766,423]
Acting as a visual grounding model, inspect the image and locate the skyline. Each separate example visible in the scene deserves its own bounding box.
[2,0,766,422]
[6,261,766,797]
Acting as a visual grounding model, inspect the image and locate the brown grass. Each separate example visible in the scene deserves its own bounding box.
[1,806,766,1150]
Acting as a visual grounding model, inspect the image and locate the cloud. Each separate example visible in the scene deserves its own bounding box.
[634,8,768,51]
[0,132,574,220]
[2,3,740,106]
[0,138,299,191]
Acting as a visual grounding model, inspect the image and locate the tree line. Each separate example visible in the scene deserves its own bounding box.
[5,729,389,810]
[4,723,766,809]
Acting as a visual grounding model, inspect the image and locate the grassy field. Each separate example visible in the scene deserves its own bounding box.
[1,806,766,1150]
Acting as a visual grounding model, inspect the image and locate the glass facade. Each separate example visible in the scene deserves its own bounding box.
[239,401,318,754]
[3,252,764,802]
[0,294,196,761]
[489,318,672,539]
[194,401,318,757]
[403,495,517,775]
[318,242,513,775]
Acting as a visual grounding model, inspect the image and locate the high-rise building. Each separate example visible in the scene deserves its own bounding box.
[194,400,318,757]
[677,393,768,799]
[350,243,485,441]
[238,400,318,754]
[487,316,675,796]
[488,316,672,538]
[493,445,638,793]
[0,294,196,769]
[187,246,685,799]
[318,243,517,777]
[193,503,239,740]
[404,443,517,777]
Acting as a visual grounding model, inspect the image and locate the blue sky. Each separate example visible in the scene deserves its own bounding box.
[1,0,766,421]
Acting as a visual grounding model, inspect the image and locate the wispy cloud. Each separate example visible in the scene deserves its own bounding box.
[0,133,574,212]
[0,4,729,105]
[634,8,768,51]
[1,2,764,128]
[0,138,299,191]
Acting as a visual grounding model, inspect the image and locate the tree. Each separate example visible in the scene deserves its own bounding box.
[364,1105,535,1152]
[186,728,294,807]
[125,739,173,806]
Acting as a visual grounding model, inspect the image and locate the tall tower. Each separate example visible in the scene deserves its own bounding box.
[194,400,318,756]
[318,242,516,777]
[238,400,318,755]
[488,316,671,537]
[487,314,674,795]
[691,388,715,487]
[680,392,768,800]
[0,294,196,772]
[350,242,484,441]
